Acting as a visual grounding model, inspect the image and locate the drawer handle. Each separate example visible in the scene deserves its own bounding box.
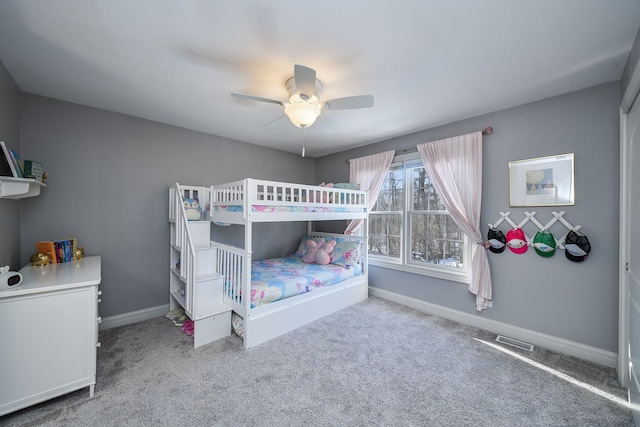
[97,317,102,324]
[97,291,102,296]
[96,342,101,348]
[97,299,102,303]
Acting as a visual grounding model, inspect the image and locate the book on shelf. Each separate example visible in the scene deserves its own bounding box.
[8,149,23,178]
[55,241,64,263]
[35,238,78,263]
[35,241,58,264]
[63,238,78,261]
[23,160,43,181]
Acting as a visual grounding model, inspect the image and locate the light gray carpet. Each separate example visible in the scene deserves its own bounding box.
[1,297,633,426]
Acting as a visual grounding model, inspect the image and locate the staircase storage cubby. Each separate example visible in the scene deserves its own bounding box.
[169,184,231,348]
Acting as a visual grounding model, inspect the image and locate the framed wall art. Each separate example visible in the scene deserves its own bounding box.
[509,153,574,207]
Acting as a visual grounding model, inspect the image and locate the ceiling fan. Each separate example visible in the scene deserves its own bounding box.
[231,64,374,130]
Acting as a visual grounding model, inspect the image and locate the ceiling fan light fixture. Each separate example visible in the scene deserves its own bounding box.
[284,101,321,128]
[232,65,374,131]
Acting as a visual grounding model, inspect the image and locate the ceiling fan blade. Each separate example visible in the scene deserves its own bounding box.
[231,92,284,106]
[316,113,339,133]
[323,95,374,110]
[265,114,286,127]
[294,64,317,98]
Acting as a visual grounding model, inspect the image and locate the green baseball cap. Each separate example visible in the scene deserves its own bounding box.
[532,230,556,257]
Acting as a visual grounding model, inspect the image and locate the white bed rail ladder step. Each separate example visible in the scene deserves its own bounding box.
[170,183,231,348]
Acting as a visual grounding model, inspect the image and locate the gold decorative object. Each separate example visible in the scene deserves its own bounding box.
[41,172,48,184]
[74,247,85,259]
[30,252,52,266]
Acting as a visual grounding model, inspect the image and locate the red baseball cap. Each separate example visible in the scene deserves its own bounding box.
[506,228,528,254]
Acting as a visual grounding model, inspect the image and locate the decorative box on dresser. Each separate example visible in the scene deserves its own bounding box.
[0,256,102,416]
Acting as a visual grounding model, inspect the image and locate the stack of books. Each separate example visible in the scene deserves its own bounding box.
[35,239,78,264]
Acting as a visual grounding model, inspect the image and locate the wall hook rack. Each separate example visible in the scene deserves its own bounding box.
[488,211,581,250]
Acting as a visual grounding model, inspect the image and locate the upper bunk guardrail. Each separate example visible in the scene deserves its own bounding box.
[211,178,366,208]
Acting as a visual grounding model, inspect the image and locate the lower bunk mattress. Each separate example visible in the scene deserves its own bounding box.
[251,256,362,307]
[231,255,363,338]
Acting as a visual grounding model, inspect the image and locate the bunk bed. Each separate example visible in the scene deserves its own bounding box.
[169,179,369,349]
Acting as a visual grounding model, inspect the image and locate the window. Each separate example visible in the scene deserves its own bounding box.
[368,154,469,283]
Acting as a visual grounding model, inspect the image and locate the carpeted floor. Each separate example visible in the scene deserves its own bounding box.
[1,297,633,426]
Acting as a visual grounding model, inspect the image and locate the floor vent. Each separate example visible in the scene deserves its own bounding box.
[495,335,534,351]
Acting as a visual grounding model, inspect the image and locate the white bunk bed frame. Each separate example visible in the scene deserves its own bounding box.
[211,178,369,349]
[170,179,369,349]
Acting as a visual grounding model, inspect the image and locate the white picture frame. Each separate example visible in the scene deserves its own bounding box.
[509,153,575,207]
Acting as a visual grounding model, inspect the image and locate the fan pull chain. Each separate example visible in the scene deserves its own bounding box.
[302,127,306,157]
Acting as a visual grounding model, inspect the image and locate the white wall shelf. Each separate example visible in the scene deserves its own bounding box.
[0,177,45,199]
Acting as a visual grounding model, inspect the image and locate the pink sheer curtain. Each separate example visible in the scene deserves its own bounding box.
[417,132,493,311]
[345,150,395,235]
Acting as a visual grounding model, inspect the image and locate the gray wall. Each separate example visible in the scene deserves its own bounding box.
[18,94,313,317]
[0,60,21,270]
[3,61,622,353]
[317,82,620,353]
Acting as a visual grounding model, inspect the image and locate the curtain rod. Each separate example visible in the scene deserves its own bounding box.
[345,127,493,164]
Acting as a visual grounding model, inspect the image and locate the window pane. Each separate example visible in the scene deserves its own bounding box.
[368,235,387,256]
[410,214,427,262]
[388,236,401,258]
[443,240,463,268]
[368,234,401,258]
[432,183,445,211]
[369,214,385,235]
[369,213,401,259]
[412,167,445,211]
[410,213,463,269]
[370,213,401,235]
[375,169,404,211]
[412,168,429,211]
[427,214,445,240]
[445,216,463,240]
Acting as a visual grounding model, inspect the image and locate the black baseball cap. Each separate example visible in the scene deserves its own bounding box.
[487,228,506,254]
[565,230,591,262]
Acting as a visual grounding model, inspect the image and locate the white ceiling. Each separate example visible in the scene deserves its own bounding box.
[0,1,639,158]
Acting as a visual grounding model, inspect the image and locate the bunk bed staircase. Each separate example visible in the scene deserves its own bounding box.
[169,183,231,348]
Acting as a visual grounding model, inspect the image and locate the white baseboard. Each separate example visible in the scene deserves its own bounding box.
[369,287,617,368]
[100,304,169,331]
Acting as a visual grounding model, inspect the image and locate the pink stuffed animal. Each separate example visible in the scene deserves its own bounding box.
[303,240,319,263]
[314,240,336,265]
[320,183,334,203]
[309,182,334,203]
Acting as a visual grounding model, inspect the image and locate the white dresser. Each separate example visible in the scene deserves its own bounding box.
[0,256,101,416]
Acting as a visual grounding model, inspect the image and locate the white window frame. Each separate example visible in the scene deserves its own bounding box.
[368,152,470,284]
